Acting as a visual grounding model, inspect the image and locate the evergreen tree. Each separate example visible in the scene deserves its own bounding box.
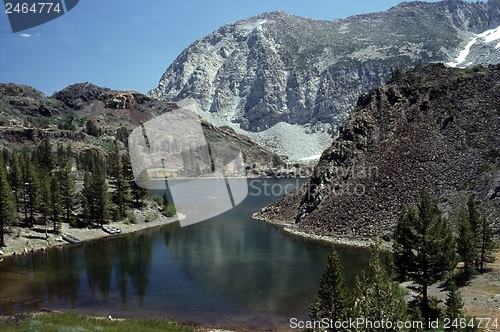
[56,143,66,166]
[352,242,410,331]
[122,153,149,206]
[82,170,93,225]
[445,280,464,323]
[85,119,101,137]
[111,140,130,220]
[24,158,40,228]
[477,216,495,271]
[467,195,481,235]
[39,170,52,235]
[82,158,110,226]
[58,159,77,225]
[34,137,54,172]
[50,174,62,234]
[393,191,458,325]
[0,157,17,247]
[92,162,110,225]
[8,149,22,213]
[465,195,496,271]
[162,192,169,207]
[66,144,73,164]
[444,280,472,332]
[456,208,478,277]
[2,147,10,165]
[116,126,129,145]
[466,195,481,269]
[309,249,351,331]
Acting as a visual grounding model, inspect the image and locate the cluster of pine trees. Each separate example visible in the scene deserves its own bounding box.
[0,138,151,247]
[310,191,496,331]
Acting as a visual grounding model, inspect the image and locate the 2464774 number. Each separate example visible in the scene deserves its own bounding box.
[5,2,61,14]
[443,318,498,330]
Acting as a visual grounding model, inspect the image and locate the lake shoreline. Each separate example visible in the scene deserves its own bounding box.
[0,206,180,258]
[251,212,390,249]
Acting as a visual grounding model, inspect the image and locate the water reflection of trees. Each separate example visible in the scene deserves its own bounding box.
[84,233,153,307]
[0,232,154,315]
[0,246,82,315]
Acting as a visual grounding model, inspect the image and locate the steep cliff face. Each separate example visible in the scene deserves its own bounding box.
[254,63,500,242]
[149,0,500,159]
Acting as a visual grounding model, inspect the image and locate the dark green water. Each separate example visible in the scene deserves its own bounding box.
[0,178,370,330]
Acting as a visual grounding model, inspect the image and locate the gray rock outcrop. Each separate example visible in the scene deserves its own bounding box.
[149,0,500,160]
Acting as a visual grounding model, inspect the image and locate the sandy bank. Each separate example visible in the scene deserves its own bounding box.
[0,208,180,257]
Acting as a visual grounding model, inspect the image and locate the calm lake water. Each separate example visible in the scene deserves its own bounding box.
[0,178,371,330]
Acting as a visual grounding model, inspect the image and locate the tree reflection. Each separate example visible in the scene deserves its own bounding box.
[129,232,153,305]
[0,245,82,315]
[84,240,115,302]
[115,236,132,308]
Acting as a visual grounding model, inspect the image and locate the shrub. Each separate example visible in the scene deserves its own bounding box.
[152,195,163,206]
[162,204,176,218]
[127,213,137,224]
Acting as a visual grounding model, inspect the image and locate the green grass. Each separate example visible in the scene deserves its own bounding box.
[0,312,193,332]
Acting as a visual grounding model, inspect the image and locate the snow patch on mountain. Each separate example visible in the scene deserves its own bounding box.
[446,37,478,67]
[447,26,500,67]
[476,25,500,48]
[178,102,332,161]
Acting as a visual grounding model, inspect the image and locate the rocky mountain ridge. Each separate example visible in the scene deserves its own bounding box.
[0,82,282,172]
[149,0,500,160]
[253,63,500,243]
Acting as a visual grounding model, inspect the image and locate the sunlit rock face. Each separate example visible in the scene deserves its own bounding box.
[149,0,500,160]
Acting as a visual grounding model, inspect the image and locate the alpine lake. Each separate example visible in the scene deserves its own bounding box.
[0,178,371,330]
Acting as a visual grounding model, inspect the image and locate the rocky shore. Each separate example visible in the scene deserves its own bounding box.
[0,207,180,259]
[251,211,377,248]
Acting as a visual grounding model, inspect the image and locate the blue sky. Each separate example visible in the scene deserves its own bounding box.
[0,0,479,96]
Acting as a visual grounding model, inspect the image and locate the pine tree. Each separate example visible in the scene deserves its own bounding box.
[111,140,130,220]
[0,157,17,247]
[39,170,52,235]
[122,153,149,207]
[477,216,495,271]
[8,149,22,213]
[352,242,410,331]
[50,174,62,234]
[162,192,169,207]
[1,147,10,165]
[58,159,77,225]
[24,158,40,228]
[456,208,478,277]
[85,119,101,137]
[34,137,54,172]
[82,170,93,225]
[467,195,480,234]
[309,249,351,331]
[467,195,481,269]
[56,143,66,166]
[445,280,466,332]
[83,158,110,226]
[393,191,458,324]
[93,162,110,226]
